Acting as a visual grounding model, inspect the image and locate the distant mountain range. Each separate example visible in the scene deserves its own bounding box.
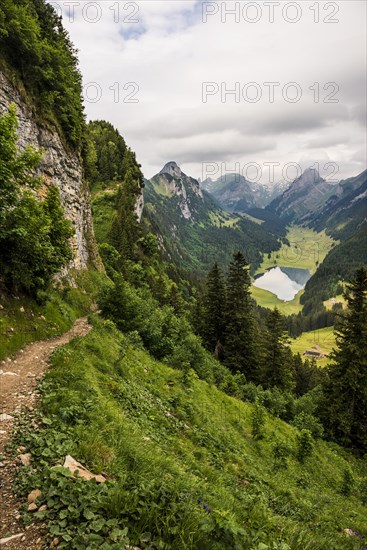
[304,169,367,240]
[266,168,340,224]
[144,162,366,312]
[201,173,288,211]
[143,162,287,277]
[201,168,366,239]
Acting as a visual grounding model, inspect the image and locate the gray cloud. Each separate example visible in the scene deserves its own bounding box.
[57,0,366,183]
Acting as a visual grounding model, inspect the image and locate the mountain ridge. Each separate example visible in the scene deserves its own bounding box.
[202,173,289,211]
[143,162,286,276]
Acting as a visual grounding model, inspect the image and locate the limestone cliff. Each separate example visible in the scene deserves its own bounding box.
[0,71,102,272]
[134,191,145,222]
[151,161,203,220]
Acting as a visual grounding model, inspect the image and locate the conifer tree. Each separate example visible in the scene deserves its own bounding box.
[321,268,367,452]
[152,275,168,306]
[169,283,185,316]
[294,354,325,397]
[224,252,258,380]
[203,262,226,357]
[261,307,294,392]
[110,170,141,261]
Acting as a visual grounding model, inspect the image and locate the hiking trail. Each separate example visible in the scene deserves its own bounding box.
[0,317,91,548]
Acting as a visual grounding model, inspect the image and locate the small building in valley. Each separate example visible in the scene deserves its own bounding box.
[303,346,327,360]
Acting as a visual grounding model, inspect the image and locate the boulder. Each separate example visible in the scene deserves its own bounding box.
[63,455,106,483]
[0,413,14,421]
[27,503,38,512]
[19,453,31,467]
[27,489,42,503]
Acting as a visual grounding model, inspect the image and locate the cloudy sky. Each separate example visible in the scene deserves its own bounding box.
[53,0,366,184]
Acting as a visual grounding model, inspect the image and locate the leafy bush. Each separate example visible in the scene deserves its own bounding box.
[291,411,324,439]
[251,400,266,440]
[272,441,293,471]
[98,275,178,359]
[340,467,355,497]
[0,0,85,146]
[262,388,295,420]
[295,429,314,463]
[0,106,73,294]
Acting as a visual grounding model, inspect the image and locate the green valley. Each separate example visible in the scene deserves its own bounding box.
[290,327,336,367]
[254,226,336,276]
[250,226,335,315]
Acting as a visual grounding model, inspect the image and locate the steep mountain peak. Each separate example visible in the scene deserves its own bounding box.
[148,162,203,220]
[202,173,265,212]
[160,161,182,179]
[267,167,337,223]
[292,168,325,190]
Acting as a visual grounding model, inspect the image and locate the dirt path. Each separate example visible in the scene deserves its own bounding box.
[0,317,91,548]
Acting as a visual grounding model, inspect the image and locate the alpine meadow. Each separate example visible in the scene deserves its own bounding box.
[0,1,366,549]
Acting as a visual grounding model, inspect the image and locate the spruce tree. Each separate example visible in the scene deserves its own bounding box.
[169,283,184,316]
[224,252,258,380]
[294,355,325,397]
[110,170,141,261]
[322,268,367,452]
[261,307,294,392]
[203,262,226,357]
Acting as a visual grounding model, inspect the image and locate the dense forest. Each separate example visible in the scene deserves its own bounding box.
[301,223,367,315]
[0,0,84,147]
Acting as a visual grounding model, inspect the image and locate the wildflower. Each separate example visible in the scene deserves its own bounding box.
[197,498,212,514]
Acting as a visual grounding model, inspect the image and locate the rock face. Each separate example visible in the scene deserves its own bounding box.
[305,169,367,239]
[267,168,339,223]
[0,71,101,272]
[201,173,290,212]
[152,161,203,220]
[134,191,145,222]
[202,173,257,212]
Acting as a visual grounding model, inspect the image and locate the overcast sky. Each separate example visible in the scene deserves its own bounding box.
[53,1,366,184]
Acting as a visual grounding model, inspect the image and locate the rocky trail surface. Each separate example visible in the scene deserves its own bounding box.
[0,318,91,549]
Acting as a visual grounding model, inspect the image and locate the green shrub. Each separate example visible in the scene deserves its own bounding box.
[251,400,266,440]
[261,388,295,420]
[273,441,293,471]
[340,467,355,497]
[295,429,314,463]
[291,411,324,439]
[0,106,73,295]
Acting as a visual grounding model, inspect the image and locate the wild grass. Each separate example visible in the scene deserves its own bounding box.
[290,327,336,367]
[13,317,367,549]
[0,270,104,361]
[255,226,336,275]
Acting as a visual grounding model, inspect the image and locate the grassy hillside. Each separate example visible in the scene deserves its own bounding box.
[301,223,367,314]
[290,327,336,367]
[250,286,303,315]
[12,318,367,549]
[0,271,104,361]
[255,227,336,275]
[252,227,336,314]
